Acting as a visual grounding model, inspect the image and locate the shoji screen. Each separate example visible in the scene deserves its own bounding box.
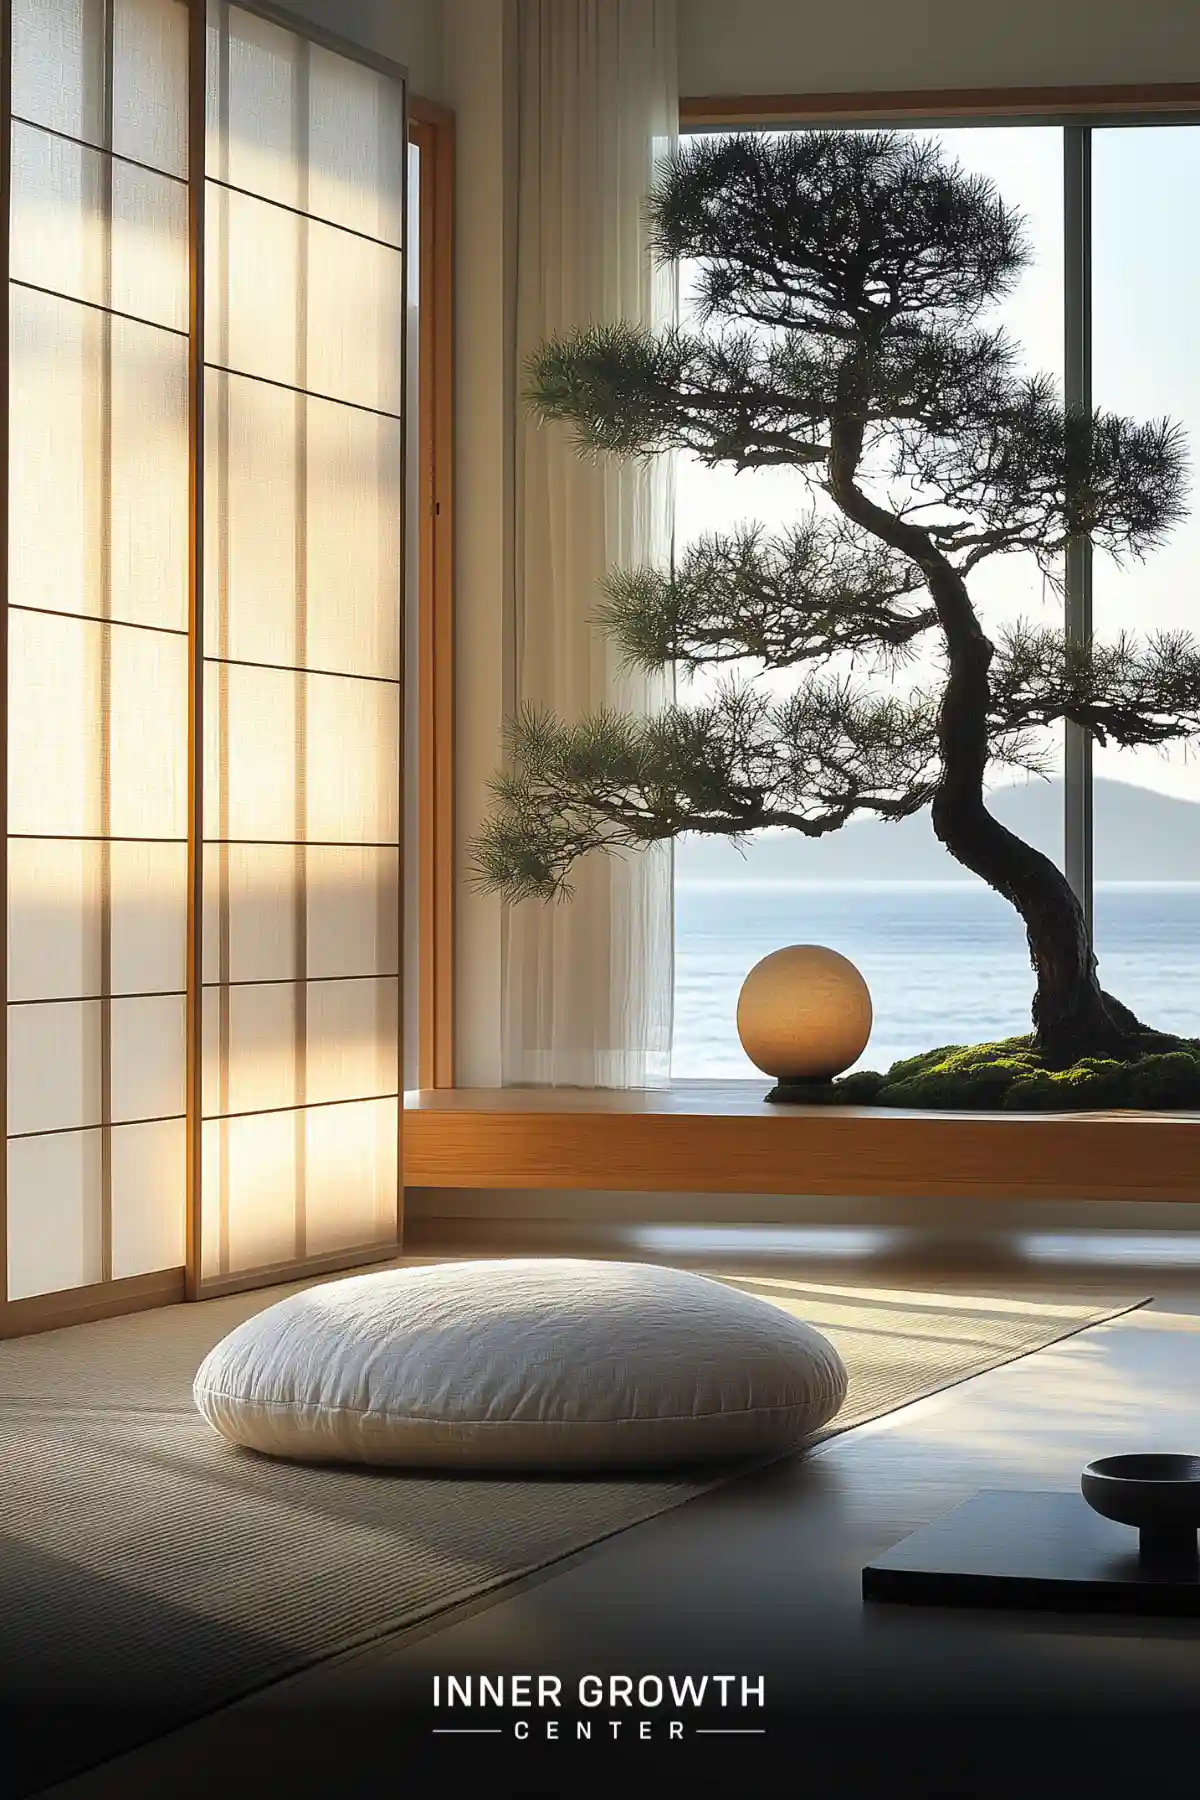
[197,2,404,1290]
[1,0,406,1326]
[5,0,191,1312]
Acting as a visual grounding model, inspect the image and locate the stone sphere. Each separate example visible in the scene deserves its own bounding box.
[736,945,872,1081]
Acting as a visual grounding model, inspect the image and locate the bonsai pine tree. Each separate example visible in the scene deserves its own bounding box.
[475,131,1200,1103]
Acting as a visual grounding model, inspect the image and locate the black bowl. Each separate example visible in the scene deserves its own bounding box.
[1082,1453,1200,1558]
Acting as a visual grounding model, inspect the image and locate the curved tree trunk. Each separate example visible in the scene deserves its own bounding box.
[827,419,1145,1068]
[928,751,1139,1067]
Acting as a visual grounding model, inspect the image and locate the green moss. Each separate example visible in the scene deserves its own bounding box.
[766,1036,1200,1111]
[881,1056,1035,1109]
[827,1068,888,1102]
[765,1067,886,1104]
[881,1045,968,1082]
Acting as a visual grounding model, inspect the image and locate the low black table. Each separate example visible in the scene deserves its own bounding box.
[863,1489,1200,1617]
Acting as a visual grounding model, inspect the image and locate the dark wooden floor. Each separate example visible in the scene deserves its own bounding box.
[37,1228,1200,1799]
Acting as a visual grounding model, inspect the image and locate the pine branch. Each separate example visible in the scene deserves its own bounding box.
[598,519,933,673]
[527,322,835,470]
[470,683,1043,903]
[527,318,1023,474]
[903,385,1189,569]
[990,624,1200,747]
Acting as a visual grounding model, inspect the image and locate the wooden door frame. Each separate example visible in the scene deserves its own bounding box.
[408,97,456,1091]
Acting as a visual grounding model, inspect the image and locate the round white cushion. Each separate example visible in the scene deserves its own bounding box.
[192,1259,848,1470]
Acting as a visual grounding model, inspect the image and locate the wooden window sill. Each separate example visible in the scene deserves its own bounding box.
[402,1083,1200,1202]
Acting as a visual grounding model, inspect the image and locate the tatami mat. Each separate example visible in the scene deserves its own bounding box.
[0,1260,1139,1792]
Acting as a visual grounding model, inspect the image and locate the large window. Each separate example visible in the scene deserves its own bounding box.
[3,0,408,1326]
[672,119,1200,1079]
[1091,128,1200,1036]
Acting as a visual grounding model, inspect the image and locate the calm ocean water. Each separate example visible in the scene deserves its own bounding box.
[672,881,1200,1076]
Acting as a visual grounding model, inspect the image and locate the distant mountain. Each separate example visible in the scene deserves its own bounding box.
[675,778,1200,882]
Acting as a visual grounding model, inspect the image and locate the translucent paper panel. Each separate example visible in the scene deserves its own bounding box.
[200,1107,296,1276]
[9,839,186,1001]
[199,1097,398,1278]
[11,122,188,331]
[9,286,189,629]
[110,1117,187,1277]
[202,977,398,1116]
[305,674,401,845]
[202,844,399,984]
[8,994,186,1135]
[7,1119,185,1298]
[203,662,400,844]
[205,3,308,213]
[302,1097,399,1258]
[204,663,297,843]
[196,3,403,1290]
[5,2,191,1305]
[306,845,400,980]
[202,843,296,985]
[205,184,403,413]
[11,0,189,177]
[204,370,403,678]
[206,7,404,246]
[7,1130,104,1300]
[305,977,398,1104]
[308,46,405,246]
[9,611,187,839]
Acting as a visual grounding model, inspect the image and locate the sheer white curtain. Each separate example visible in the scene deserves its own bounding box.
[502,0,679,1088]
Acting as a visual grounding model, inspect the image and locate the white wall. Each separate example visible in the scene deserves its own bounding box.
[278,0,444,96]
[678,0,1200,96]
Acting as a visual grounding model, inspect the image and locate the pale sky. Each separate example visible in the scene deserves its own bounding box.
[675,125,1200,806]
